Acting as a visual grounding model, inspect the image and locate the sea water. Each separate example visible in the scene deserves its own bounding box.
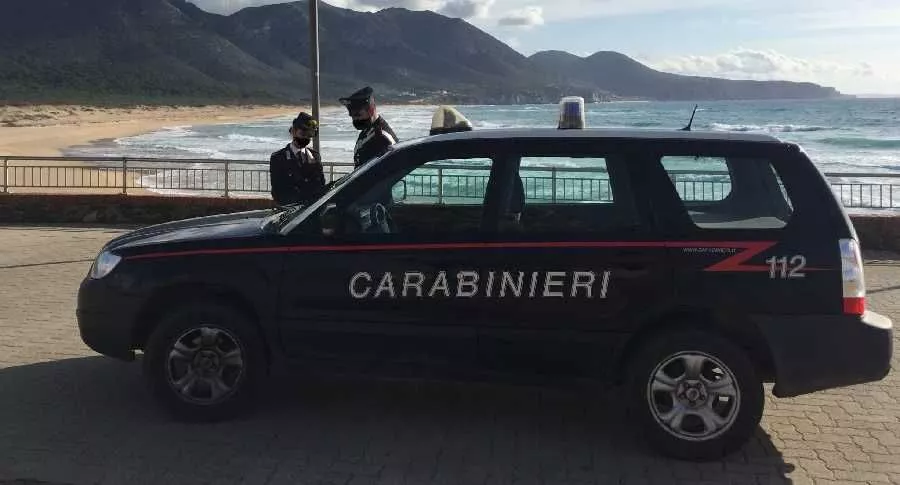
[65,98,900,199]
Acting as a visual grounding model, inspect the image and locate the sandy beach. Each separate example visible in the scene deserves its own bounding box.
[0,104,299,157]
[0,104,301,195]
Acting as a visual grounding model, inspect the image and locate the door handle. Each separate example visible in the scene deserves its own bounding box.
[615,255,649,268]
[616,267,651,278]
[612,252,652,276]
[614,249,651,267]
[620,261,646,271]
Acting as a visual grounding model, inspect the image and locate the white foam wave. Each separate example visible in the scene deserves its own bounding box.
[160,145,233,159]
[114,126,198,146]
[159,125,196,135]
[220,133,283,144]
[709,123,831,133]
[473,121,507,129]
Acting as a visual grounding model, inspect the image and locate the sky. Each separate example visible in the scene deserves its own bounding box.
[190,0,900,95]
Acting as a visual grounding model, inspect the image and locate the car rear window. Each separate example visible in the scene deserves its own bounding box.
[662,156,732,202]
[660,155,794,230]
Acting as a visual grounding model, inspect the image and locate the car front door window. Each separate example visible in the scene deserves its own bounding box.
[338,157,496,239]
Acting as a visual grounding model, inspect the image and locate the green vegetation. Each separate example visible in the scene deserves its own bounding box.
[0,0,842,106]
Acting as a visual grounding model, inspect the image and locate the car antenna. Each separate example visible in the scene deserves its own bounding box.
[680,104,699,131]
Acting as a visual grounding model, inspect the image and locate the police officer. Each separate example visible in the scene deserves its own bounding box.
[269,112,325,206]
[339,86,399,168]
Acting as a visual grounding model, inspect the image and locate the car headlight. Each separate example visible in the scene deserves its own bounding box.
[90,250,122,279]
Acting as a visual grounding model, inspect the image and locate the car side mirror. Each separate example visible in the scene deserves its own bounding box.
[319,203,341,237]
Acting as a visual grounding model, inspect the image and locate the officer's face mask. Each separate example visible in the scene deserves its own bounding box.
[352,118,372,130]
[291,126,315,148]
[349,105,373,130]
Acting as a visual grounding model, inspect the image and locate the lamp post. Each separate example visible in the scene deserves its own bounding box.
[308,0,321,155]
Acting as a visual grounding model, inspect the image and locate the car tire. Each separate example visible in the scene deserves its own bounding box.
[142,302,267,422]
[626,328,764,461]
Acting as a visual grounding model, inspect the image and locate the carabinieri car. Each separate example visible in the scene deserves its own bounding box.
[77,109,893,461]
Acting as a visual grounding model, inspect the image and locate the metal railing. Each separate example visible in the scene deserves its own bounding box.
[2,156,900,210]
[0,156,356,198]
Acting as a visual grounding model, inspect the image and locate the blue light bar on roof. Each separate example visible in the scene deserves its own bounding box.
[558,96,585,129]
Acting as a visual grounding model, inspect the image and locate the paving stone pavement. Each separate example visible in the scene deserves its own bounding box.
[1,224,899,485]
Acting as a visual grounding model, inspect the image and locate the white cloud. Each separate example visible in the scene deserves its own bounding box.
[503,36,521,49]
[497,6,544,27]
[439,0,494,19]
[646,49,876,84]
[493,0,723,22]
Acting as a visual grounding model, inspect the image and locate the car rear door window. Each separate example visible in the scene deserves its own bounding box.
[504,156,639,234]
[660,155,794,230]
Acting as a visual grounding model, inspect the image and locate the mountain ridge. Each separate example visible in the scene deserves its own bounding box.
[0,0,843,104]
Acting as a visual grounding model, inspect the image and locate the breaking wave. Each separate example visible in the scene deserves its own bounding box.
[220,133,282,144]
[819,137,900,150]
[709,123,831,133]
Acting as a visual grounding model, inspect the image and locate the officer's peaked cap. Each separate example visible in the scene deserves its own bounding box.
[339,86,374,109]
[291,112,317,130]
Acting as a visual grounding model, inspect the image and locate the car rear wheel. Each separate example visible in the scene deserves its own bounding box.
[626,329,764,461]
[143,302,267,422]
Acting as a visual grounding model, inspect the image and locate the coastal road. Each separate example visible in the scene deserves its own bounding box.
[1,225,899,485]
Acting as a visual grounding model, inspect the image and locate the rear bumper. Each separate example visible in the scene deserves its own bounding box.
[755,311,893,398]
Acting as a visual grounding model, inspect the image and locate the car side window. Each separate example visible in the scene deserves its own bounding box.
[345,157,495,236]
[391,158,493,206]
[500,156,639,234]
[661,156,733,202]
[660,155,794,230]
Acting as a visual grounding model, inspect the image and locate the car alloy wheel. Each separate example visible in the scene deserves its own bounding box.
[165,326,245,405]
[647,351,741,442]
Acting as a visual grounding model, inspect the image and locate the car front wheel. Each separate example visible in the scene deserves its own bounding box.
[143,302,267,422]
[627,329,765,461]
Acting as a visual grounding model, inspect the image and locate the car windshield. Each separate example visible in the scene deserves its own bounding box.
[276,155,381,235]
[260,157,382,233]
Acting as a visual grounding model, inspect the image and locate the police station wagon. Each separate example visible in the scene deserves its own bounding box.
[77,107,893,461]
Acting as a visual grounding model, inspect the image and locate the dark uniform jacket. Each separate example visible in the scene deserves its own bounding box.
[269,143,326,206]
[353,115,398,167]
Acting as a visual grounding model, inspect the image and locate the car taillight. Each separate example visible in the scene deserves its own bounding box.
[840,238,866,315]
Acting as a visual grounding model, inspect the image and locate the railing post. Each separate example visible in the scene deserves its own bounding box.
[122,157,128,195]
[1,158,7,193]
[551,168,557,203]
[437,168,444,204]
[224,160,230,199]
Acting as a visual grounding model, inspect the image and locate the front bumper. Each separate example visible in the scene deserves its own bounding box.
[755,311,893,398]
[76,277,140,361]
